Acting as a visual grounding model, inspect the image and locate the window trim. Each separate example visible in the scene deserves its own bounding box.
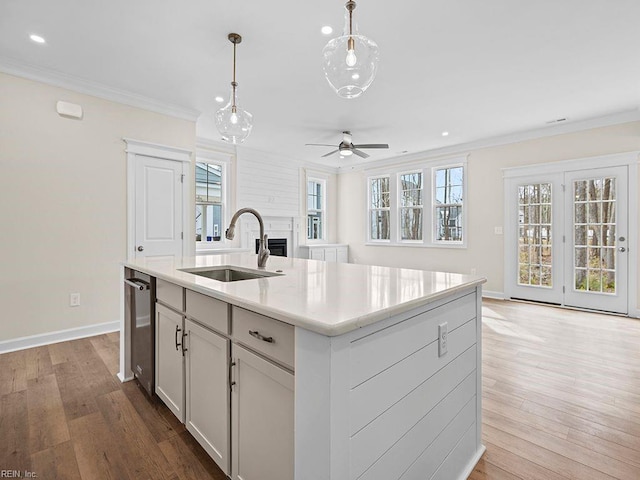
[398,170,425,244]
[432,163,466,245]
[368,174,392,243]
[194,150,232,250]
[306,176,326,242]
[365,156,467,248]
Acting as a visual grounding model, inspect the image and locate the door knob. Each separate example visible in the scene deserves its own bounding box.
[618,247,626,253]
[137,246,144,252]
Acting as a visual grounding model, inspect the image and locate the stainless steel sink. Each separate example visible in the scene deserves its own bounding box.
[180,266,283,282]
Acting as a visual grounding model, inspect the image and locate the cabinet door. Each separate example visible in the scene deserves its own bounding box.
[337,246,348,263]
[310,248,325,261]
[231,344,294,480]
[185,319,230,475]
[155,303,185,422]
[324,248,337,262]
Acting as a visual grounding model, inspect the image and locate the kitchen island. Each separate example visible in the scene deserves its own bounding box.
[120,253,486,480]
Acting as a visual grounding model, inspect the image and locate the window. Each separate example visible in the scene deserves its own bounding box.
[369,176,391,240]
[399,172,423,241]
[434,166,464,242]
[366,158,466,247]
[307,179,325,240]
[196,162,223,243]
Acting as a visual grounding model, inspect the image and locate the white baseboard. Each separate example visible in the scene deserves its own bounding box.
[482,290,505,300]
[0,321,120,354]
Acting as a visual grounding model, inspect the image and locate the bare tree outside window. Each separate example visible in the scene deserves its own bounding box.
[370,177,390,240]
[517,183,553,287]
[434,167,463,242]
[573,177,616,293]
[400,172,422,240]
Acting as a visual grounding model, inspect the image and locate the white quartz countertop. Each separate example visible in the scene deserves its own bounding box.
[123,254,486,336]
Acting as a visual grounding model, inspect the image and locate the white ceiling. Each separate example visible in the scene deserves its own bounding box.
[2,0,640,168]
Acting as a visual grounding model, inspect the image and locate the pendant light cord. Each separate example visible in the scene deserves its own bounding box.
[232,39,237,111]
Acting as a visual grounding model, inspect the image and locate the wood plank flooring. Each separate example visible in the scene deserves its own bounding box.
[0,332,225,480]
[470,300,640,480]
[0,301,639,479]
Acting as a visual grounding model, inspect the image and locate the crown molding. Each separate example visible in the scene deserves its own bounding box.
[0,56,200,121]
[337,109,640,174]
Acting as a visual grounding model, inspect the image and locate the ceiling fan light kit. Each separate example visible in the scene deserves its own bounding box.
[215,33,253,144]
[322,1,379,99]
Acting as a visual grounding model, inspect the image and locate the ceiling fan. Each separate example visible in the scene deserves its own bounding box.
[306,131,389,158]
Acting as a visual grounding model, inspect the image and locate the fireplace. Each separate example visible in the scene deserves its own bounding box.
[255,238,287,257]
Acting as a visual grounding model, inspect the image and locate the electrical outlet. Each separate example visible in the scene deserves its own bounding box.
[438,322,448,357]
[494,226,503,235]
[69,293,80,307]
[470,268,477,275]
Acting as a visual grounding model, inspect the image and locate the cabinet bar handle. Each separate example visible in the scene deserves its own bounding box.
[181,332,188,356]
[175,325,182,351]
[249,330,274,343]
[229,360,237,390]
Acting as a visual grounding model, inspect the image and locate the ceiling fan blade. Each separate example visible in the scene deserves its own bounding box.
[352,149,370,159]
[306,143,338,147]
[321,149,340,158]
[353,144,389,149]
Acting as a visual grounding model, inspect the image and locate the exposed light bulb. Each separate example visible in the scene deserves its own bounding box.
[230,112,238,124]
[346,49,357,67]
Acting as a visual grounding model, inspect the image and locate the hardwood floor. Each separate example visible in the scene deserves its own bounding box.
[470,299,640,480]
[0,332,226,480]
[1,300,639,479]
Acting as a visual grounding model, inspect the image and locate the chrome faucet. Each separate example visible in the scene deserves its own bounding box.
[225,208,270,269]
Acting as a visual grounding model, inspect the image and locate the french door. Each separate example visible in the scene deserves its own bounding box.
[505,165,629,314]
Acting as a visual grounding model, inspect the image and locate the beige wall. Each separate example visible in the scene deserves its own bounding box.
[337,121,640,307]
[0,73,195,343]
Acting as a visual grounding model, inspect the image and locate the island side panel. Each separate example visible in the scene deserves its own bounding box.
[313,287,483,480]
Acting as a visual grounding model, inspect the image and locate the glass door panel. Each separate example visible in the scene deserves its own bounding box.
[505,174,563,304]
[564,167,628,313]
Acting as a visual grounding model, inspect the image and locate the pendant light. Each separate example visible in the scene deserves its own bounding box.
[322,1,379,99]
[215,33,253,144]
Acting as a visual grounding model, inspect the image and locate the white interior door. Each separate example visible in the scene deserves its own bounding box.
[134,155,184,258]
[564,167,628,313]
[505,164,630,314]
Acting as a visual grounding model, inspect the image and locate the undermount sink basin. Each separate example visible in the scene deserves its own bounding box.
[180,266,283,282]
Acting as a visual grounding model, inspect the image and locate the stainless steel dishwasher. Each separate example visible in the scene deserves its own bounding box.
[124,269,155,396]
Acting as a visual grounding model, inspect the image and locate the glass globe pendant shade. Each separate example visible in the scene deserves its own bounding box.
[215,82,253,144]
[322,3,379,99]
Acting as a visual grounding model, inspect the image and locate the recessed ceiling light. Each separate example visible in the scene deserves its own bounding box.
[215,96,224,103]
[351,73,360,80]
[29,34,46,44]
[321,26,333,35]
[442,131,449,137]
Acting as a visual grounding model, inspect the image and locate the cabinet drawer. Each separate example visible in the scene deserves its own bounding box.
[232,307,294,370]
[157,279,183,312]
[186,290,229,335]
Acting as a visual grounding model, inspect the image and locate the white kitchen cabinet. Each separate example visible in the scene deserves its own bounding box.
[231,344,294,480]
[299,244,348,263]
[155,303,185,422]
[184,319,230,475]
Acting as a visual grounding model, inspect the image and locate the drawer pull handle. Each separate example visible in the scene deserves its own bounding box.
[249,330,274,343]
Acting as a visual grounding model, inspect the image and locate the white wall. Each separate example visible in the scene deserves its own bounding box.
[337,121,640,305]
[0,73,195,344]
[233,146,339,252]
